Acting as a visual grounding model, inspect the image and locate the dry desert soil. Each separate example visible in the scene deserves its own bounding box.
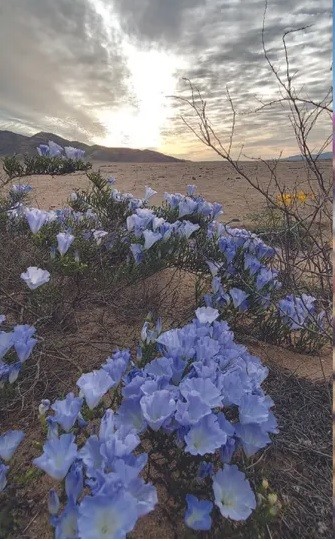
[18,159,332,227]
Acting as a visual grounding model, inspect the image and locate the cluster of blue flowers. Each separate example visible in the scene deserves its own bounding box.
[0,316,37,386]
[34,350,157,538]
[7,172,325,338]
[164,184,223,221]
[277,294,325,331]
[9,184,33,198]
[32,307,277,536]
[203,222,281,313]
[37,141,85,160]
[6,168,326,339]
[127,206,200,263]
[1,142,328,537]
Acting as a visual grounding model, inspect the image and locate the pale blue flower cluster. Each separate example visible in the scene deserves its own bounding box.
[33,350,157,537]
[0,319,37,386]
[164,187,223,221]
[277,293,324,330]
[33,308,276,535]
[203,222,280,313]
[8,180,325,341]
[9,184,32,197]
[127,206,200,262]
[37,141,85,160]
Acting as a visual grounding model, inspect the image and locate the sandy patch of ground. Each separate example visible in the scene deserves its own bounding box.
[15,159,331,226]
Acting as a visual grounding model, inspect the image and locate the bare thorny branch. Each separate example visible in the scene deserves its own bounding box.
[170,0,332,338]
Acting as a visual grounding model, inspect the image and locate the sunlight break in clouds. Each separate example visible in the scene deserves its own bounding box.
[95,47,184,149]
[90,0,185,150]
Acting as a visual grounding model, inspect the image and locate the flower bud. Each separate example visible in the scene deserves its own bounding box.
[268,493,278,505]
[48,489,60,515]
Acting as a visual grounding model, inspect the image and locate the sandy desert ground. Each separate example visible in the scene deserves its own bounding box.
[14,159,332,227]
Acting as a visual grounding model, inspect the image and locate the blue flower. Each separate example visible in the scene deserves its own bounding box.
[206,260,223,277]
[116,397,147,433]
[184,414,227,455]
[102,350,130,386]
[278,294,316,330]
[79,435,103,471]
[8,361,22,383]
[235,423,271,457]
[229,288,249,310]
[140,390,176,430]
[48,489,60,515]
[100,429,140,462]
[180,377,221,408]
[143,230,162,250]
[10,184,32,195]
[48,141,63,158]
[255,268,278,290]
[52,392,83,431]
[130,243,144,264]
[46,417,59,439]
[37,144,50,157]
[197,461,214,480]
[54,499,78,539]
[33,433,77,480]
[0,462,9,491]
[175,394,211,426]
[0,430,24,461]
[127,477,158,517]
[20,266,50,290]
[98,409,117,440]
[0,331,14,359]
[195,306,219,324]
[180,221,200,239]
[238,394,270,425]
[144,186,157,202]
[64,146,85,160]
[65,460,84,502]
[184,494,213,530]
[219,437,236,464]
[77,369,114,409]
[78,492,138,538]
[178,197,198,217]
[212,464,256,520]
[38,399,51,416]
[56,232,75,256]
[12,324,37,362]
[25,208,48,234]
[244,254,262,275]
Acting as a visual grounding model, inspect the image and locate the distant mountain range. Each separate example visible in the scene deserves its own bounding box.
[285,152,332,161]
[0,130,183,163]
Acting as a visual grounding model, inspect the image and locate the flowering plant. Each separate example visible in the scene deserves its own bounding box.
[33,308,277,537]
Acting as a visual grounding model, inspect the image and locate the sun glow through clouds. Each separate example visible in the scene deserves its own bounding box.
[90,0,184,150]
[96,47,183,149]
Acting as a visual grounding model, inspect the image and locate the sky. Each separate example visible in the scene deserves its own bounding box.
[0,0,332,160]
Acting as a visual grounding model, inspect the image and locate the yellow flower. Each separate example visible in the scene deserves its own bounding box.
[296,191,308,203]
[276,193,292,206]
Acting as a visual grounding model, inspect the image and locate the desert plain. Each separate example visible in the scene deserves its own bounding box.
[19,159,332,227]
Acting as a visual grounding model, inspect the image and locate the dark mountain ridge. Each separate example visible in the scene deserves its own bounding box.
[0,130,184,163]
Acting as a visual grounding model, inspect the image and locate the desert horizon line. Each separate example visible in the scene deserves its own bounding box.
[0,127,332,163]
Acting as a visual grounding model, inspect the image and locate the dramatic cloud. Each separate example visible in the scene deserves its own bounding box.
[0,0,130,141]
[111,0,332,159]
[0,0,332,158]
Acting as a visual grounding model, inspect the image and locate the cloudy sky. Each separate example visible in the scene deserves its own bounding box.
[0,0,332,159]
